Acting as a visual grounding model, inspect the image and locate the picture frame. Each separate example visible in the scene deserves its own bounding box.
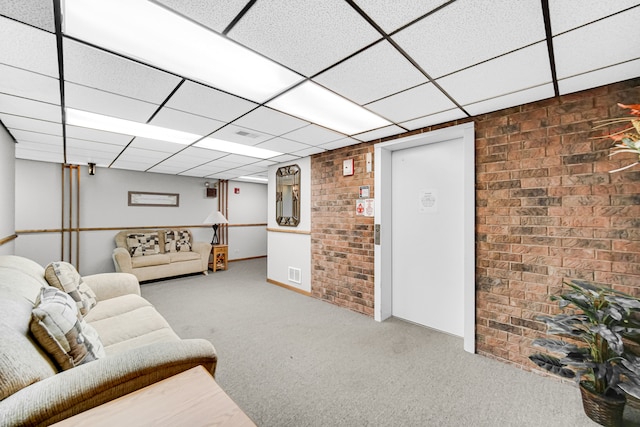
[128,191,179,207]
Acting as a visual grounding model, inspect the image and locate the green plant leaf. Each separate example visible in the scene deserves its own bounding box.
[529,354,575,378]
[619,383,640,400]
[592,325,624,355]
[532,338,584,355]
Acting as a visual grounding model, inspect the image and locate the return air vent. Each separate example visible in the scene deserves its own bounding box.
[235,130,261,138]
[288,267,301,284]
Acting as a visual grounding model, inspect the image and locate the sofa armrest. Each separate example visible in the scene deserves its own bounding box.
[0,339,217,427]
[112,247,132,273]
[192,241,212,271]
[83,272,141,300]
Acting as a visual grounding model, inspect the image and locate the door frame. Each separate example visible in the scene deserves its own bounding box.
[373,122,476,353]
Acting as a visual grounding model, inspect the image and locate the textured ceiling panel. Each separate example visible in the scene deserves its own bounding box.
[0,93,60,123]
[110,160,156,171]
[464,84,555,116]
[352,125,407,142]
[558,59,640,96]
[9,129,62,145]
[0,0,55,32]
[128,137,188,154]
[353,0,449,33]
[233,107,309,137]
[281,124,344,145]
[155,0,249,34]
[114,147,170,163]
[313,41,427,105]
[399,108,467,131]
[65,126,132,146]
[0,114,61,136]
[63,39,182,104]
[437,43,552,106]
[393,0,546,78]
[64,82,159,122]
[293,146,326,157]
[255,137,310,153]
[549,1,639,35]
[15,146,63,163]
[160,147,228,164]
[209,124,273,146]
[149,107,224,136]
[0,64,59,104]
[553,7,640,79]
[227,0,381,76]
[165,80,258,122]
[320,137,362,151]
[366,83,456,123]
[0,17,58,77]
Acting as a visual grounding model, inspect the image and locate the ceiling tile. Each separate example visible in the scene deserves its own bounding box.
[162,147,228,164]
[149,107,224,136]
[64,82,159,122]
[66,138,124,154]
[0,0,55,32]
[155,0,249,33]
[14,140,62,153]
[352,125,406,142]
[166,80,258,122]
[65,125,132,146]
[0,93,60,123]
[464,84,555,117]
[0,114,61,136]
[293,146,326,157]
[558,59,640,96]
[227,0,381,76]
[10,129,62,145]
[281,124,343,145]
[268,154,300,163]
[366,83,457,123]
[147,165,190,175]
[233,107,309,136]
[128,137,188,154]
[209,124,273,146]
[63,38,182,104]
[66,140,122,166]
[0,64,59,104]
[110,160,154,171]
[256,137,310,153]
[392,0,545,78]
[15,146,63,163]
[179,164,229,177]
[313,41,427,105]
[320,137,362,151]
[553,7,640,79]
[0,16,58,77]
[353,0,449,33]
[400,108,467,131]
[549,1,639,35]
[216,154,258,167]
[437,43,552,106]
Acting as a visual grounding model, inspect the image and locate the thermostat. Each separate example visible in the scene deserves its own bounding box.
[343,158,354,176]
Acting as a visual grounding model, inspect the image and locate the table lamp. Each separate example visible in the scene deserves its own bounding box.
[203,211,228,245]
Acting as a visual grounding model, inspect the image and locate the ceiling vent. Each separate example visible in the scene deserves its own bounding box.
[235,130,261,138]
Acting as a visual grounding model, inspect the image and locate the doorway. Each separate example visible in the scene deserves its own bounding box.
[373,123,475,353]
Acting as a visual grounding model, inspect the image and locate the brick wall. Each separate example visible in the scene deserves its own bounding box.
[310,77,640,369]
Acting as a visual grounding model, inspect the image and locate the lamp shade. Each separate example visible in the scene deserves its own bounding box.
[203,211,228,225]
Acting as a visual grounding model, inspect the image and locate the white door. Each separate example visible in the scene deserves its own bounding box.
[391,137,465,336]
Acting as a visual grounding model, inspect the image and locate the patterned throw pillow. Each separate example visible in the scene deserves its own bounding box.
[164,230,176,253]
[44,261,97,317]
[126,233,160,257]
[175,230,192,252]
[30,286,105,371]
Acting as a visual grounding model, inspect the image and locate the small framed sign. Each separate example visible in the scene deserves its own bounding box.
[128,191,179,207]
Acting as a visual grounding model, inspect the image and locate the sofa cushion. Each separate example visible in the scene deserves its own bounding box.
[168,251,201,262]
[175,229,192,252]
[126,233,160,257]
[44,261,97,317]
[163,230,176,253]
[131,253,170,268]
[30,286,105,370]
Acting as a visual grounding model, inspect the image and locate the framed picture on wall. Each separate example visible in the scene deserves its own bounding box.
[128,191,179,207]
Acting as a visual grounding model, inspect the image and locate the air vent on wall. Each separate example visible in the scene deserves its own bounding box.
[288,267,301,284]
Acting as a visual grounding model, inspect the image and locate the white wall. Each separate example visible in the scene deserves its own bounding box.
[15,160,267,274]
[0,126,15,256]
[267,156,311,292]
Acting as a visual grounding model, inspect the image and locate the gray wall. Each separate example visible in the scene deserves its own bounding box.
[0,126,15,256]
[15,159,267,274]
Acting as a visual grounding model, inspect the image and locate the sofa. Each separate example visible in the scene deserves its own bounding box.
[113,228,211,282]
[0,255,217,426]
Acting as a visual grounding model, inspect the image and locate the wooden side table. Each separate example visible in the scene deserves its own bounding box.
[52,366,256,426]
[210,244,228,272]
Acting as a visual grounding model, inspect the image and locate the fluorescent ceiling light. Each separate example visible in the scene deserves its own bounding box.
[195,138,282,160]
[238,176,269,183]
[66,108,200,145]
[267,81,392,135]
[63,0,303,103]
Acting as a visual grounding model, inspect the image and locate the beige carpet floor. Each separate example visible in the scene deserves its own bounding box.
[140,258,639,426]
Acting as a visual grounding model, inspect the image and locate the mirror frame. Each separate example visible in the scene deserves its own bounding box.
[276,164,300,227]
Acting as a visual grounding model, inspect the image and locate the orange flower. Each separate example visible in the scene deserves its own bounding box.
[618,103,640,116]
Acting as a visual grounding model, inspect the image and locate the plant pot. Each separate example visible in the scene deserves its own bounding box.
[579,381,626,427]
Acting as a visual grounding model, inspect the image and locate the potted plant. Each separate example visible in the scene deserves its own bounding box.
[529,279,640,426]
[593,102,640,173]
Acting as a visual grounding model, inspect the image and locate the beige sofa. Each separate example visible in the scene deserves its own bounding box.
[113,229,211,282]
[0,255,217,426]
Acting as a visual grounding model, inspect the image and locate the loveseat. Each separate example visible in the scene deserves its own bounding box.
[0,255,217,426]
[113,228,211,282]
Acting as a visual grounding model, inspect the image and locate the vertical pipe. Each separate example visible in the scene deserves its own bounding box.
[61,164,64,260]
[76,165,80,271]
[68,165,72,262]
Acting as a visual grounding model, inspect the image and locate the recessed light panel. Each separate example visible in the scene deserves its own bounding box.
[63,0,303,103]
[267,81,392,135]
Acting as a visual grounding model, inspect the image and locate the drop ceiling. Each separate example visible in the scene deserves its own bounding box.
[1,0,638,182]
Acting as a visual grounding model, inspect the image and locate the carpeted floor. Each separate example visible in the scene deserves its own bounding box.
[140,258,636,426]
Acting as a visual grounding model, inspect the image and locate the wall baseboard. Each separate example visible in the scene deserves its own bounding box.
[229,255,266,262]
[266,278,311,296]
